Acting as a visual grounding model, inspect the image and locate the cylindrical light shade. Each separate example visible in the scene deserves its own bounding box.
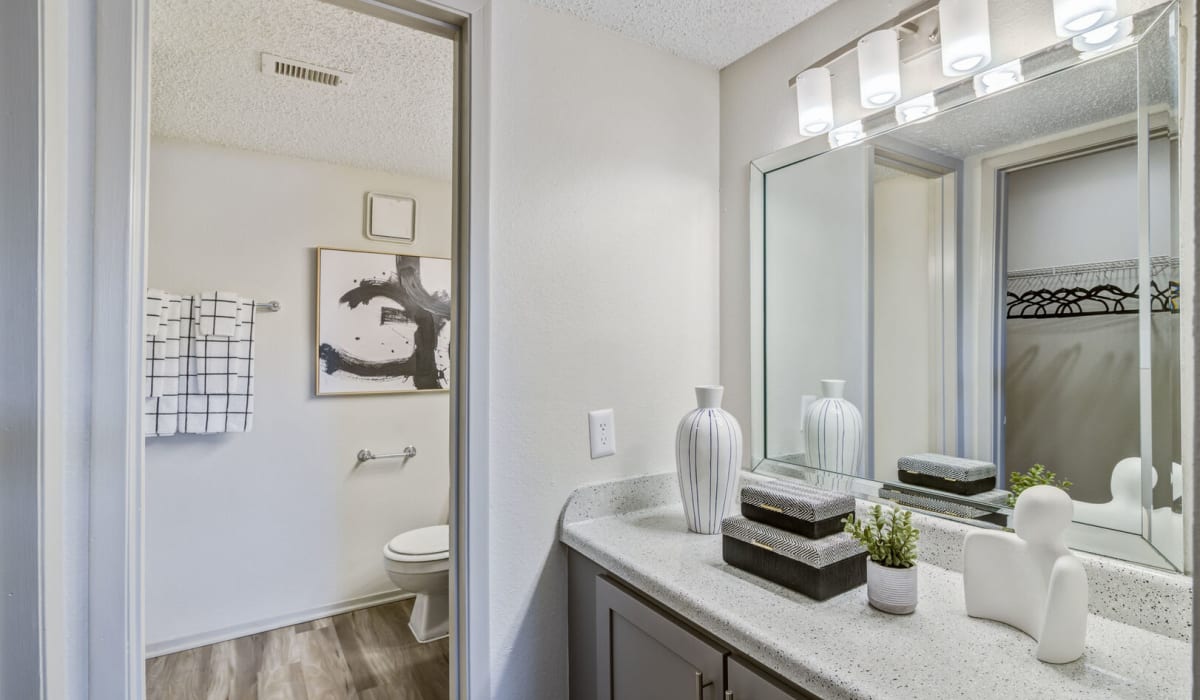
[1053,0,1117,37]
[939,0,992,77]
[858,29,901,108]
[795,67,834,137]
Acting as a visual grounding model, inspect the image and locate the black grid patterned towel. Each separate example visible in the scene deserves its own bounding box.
[897,453,996,481]
[180,299,256,434]
[721,516,864,568]
[188,294,246,395]
[197,290,241,338]
[741,480,855,523]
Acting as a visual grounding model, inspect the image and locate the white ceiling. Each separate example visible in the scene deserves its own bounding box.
[151,0,454,180]
[525,0,841,68]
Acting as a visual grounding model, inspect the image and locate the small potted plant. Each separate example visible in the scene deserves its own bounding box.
[843,505,920,614]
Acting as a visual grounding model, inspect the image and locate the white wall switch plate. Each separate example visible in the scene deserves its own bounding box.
[588,409,616,459]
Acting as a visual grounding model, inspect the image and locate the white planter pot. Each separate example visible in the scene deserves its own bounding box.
[867,560,918,614]
[675,385,742,535]
[803,379,864,476]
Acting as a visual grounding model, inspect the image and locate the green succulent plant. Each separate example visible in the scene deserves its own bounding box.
[1006,464,1072,507]
[842,505,919,569]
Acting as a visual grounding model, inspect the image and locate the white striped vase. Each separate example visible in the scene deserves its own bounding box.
[675,385,742,535]
[867,560,918,614]
[803,379,864,476]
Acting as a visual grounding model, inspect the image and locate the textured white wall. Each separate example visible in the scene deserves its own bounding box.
[486,1,720,696]
[145,138,452,651]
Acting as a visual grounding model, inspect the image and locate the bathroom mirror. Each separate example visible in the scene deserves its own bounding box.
[750,2,1188,572]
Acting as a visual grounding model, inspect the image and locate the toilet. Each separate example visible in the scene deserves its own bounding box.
[383,523,450,643]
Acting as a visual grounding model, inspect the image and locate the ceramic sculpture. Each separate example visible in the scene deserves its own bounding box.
[963,485,1088,663]
[675,385,742,534]
[803,380,864,476]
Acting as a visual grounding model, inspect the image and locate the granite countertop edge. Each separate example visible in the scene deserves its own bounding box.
[560,472,1192,700]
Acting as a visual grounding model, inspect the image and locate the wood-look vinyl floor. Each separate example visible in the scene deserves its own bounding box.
[146,599,448,700]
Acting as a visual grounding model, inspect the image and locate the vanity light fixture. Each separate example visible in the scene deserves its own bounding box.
[1052,0,1117,37]
[795,67,835,136]
[895,93,938,124]
[1073,16,1135,57]
[972,60,1024,96]
[828,121,866,148]
[939,0,992,77]
[858,29,902,108]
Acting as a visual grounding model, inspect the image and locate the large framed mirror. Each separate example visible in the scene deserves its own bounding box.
[750,2,1187,572]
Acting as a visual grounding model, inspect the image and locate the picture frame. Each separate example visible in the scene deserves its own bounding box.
[315,246,450,396]
[365,192,416,243]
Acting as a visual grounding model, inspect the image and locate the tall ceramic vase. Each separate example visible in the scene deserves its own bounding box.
[803,379,864,476]
[675,385,743,534]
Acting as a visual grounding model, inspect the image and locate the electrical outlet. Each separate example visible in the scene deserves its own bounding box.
[588,409,616,459]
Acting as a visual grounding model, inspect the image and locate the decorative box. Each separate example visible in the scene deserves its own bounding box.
[897,453,997,496]
[740,480,855,539]
[721,516,867,600]
[878,484,1008,527]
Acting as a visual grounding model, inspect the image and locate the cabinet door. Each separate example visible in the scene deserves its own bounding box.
[726,656,813,700]
[596,576,726,700]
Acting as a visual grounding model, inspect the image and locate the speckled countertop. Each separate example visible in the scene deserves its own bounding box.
[560,472,1191,700]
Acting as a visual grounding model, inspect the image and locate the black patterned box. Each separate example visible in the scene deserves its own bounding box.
[721,516,866,600]
[740,480,856,539]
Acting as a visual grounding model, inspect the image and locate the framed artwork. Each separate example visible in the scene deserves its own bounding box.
[316,247,451,396]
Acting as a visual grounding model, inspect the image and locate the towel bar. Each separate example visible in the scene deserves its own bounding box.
[255,301,281,312]
[357,446,417,462]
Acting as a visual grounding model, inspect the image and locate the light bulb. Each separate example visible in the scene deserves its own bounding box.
[939,0,992,77]
[795,67,834,137]
[858,29,901,109]
[1053,0,1117,37]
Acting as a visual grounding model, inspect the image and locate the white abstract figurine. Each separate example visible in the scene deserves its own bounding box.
[963,485,1088,663]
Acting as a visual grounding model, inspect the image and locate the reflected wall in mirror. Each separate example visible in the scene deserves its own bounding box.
[751,2,1187,572]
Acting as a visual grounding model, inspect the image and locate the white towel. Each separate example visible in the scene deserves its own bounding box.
[145,292,184,436]
[196,291,241,338]
[179,300,256,434]
[145,294,182,399]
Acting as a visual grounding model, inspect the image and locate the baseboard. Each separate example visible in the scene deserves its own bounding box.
[145,589,415,658]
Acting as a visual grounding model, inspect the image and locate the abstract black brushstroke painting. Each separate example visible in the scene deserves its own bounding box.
[316,248,450,395]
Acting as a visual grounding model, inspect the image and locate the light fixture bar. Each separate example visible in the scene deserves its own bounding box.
[788,0,938,87]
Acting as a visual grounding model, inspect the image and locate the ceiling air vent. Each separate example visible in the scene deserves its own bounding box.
[260,53,350,87]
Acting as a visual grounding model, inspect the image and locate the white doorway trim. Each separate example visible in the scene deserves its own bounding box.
[35,0,492,697]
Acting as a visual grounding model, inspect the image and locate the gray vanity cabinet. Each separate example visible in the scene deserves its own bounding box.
[726,656,807,700]
[596,575,726,699]
[569,550,810,700]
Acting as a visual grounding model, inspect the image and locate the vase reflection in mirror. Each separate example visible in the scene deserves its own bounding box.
[675,385,742,534]
[803,379,864,477]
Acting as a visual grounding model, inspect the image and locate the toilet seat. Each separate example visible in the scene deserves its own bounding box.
[385,524,449,563]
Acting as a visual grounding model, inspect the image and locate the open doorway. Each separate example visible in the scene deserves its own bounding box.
[141,0,460,696]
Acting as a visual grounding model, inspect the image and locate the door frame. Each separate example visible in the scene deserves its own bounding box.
[40,0,492,697]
